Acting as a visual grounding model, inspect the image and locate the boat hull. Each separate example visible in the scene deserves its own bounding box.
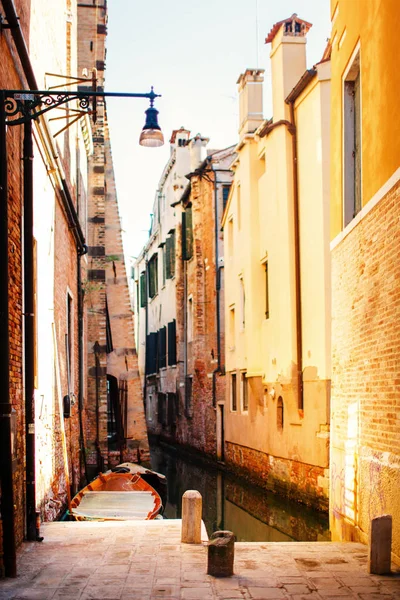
[70,472,162,521]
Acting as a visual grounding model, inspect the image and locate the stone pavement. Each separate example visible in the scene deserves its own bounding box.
[0,520,400,599]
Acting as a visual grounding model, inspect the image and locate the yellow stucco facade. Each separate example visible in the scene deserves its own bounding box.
[330,0,400,238]
[222,16,331,510]
[330,0,400,562]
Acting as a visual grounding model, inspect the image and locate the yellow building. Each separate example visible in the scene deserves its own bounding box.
[330,0,400,561]
[221,15,331,510]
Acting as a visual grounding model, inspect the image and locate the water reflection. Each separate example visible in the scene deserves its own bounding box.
[150,444,330,542]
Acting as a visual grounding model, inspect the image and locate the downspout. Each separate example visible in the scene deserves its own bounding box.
[77,248,89,485]
[211,165,222,408]
[209,165,232,408]
[143,257,148,422]
[93,341,103,472]
[76,139,88,485]
[287,102,303,412]
[23,119,36,541]
[258,115,303,411]
[0,91,17,578]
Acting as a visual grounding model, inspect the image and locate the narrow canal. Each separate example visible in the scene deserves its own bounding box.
[149,444,330,543]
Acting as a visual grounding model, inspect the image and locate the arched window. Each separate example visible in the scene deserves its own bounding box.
[277,396,284,431]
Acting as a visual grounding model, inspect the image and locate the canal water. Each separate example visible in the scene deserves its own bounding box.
[149,444,330,543]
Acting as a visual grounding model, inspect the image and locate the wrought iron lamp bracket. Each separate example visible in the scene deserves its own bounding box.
[2,88,161,127]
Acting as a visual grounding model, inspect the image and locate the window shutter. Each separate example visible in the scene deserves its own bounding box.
[186,206,193,260]
[158,326,166,369]
[170,231,176,277]
[182,207,193,261]
[166,237,171,279]
[140,272,146,307]
[167,319,177,366]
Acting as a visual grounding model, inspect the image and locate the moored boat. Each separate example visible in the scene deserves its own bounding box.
[70,472,162,521]
[111,462,167,509]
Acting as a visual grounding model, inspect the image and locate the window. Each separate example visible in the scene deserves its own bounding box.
[182,205,193,260]
[222,185,231,210]
[187,296,193,343]
[231,373,237,411]
[241,372,248,412]
[148,253,158,299]
[166,230,176,278]
[343,48,361,226]
[145,331,158,375]
[167,393,177,426]
[277,396,284,431]
[140,271,146,307]
[167,320,177,366]
[265,262,270,319]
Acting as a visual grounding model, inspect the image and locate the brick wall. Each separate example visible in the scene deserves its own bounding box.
[78,2,147,474]
[0,7,29,568]
[330,177,400,558]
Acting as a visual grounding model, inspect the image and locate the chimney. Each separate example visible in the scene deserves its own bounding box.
[169,127,190,156]
[189,134,209,171]
[237,69,264,141]
[266,14,312,121]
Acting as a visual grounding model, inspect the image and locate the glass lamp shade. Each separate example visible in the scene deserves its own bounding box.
[139,128,164,147]
[139,105,164,147]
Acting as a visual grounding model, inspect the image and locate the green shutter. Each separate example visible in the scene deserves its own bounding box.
[166,237,171,279]
[170,231,175,276]
[140,272,146,307]
[186,206,193,260]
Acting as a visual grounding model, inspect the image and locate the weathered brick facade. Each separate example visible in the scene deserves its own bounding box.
[0,2,27,570]
[134,134,234,460]
[174,149,234,457]
[0,0,88,575]
[330,178,400,558]
[78,1,148,478]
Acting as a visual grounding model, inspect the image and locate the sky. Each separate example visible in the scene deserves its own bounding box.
[105,0,332,262]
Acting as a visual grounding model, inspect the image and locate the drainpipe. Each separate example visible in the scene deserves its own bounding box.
[76,140,88,485]
[0,91,17,578]
[23,119,36,542]
[93,341,103,472]
[209,165,231,408]
[258,114,303,412]
[143,257,148,420]
[287,103,303,412]
[77,251,88,484]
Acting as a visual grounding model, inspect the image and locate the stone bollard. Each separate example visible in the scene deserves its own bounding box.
[368,515,392,575]
[181,490,202,544]
[207,530,235,577]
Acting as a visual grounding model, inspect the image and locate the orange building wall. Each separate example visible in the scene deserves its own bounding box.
[330,0,400,238]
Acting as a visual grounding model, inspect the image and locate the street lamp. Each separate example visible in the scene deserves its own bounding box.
[139,88,164,147]
[1,87,164,146]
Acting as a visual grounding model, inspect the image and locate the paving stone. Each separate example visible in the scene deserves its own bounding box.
[80,585,123,599]
[181,587,213,599]
[247,588,285,599]
[12,591,58,600]
[283,584,313,594]
[216,592,244,599]
[317,589,354,597]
